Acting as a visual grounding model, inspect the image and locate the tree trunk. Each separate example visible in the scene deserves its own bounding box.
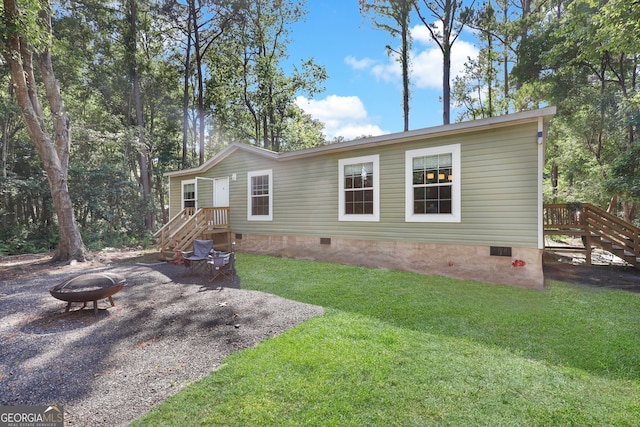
[622,201,630,223]
[1,103,7,179]
[128,0,153,230]
[607,194,617,213]
[401,24,410,131]
[182,1,193,169]
[190,0,205,165]
[442,45,451,125]
[502,2,509,112]
[2,0,87,262]
[551,161,558,204]
[486,32,493,116]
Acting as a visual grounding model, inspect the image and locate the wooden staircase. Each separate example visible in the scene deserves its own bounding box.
[544,203,640,268]
[154,207,232,260]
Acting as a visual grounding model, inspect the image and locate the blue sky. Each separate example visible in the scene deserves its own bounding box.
[287,1,479,140]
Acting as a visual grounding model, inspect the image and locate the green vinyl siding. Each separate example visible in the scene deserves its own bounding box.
[197,178,213,208]
[168,176,215,214]
[462,124,540,247]
[168,174,197,215]
[167,119,543,249]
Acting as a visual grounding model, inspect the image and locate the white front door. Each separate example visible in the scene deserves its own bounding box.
[213,177,230,207]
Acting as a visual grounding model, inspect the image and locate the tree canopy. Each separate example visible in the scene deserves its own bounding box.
[0,0,638,256]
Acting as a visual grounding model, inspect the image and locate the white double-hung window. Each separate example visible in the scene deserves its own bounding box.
[338,154,380,222]
[247,169,272,221]
[182,179,196,209]
[405,144,461,222]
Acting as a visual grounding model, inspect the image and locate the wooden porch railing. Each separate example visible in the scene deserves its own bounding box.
[154,207,230,256]
[544,203,640,267]
[153,207,194,254]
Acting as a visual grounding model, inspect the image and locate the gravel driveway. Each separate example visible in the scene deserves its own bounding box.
[0,259,323,426]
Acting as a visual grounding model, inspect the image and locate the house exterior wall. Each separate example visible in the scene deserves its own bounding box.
[167,114,549,288]
[197,178,214,208]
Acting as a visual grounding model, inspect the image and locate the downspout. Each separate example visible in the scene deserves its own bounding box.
[537,117,546,250]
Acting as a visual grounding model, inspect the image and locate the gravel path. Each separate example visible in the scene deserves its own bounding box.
[0,260,324,426]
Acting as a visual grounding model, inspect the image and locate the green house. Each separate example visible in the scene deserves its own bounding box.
[162,107,556,288]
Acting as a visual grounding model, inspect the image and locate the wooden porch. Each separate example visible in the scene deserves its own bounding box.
[544,203,640,268]
[154,207,231,260]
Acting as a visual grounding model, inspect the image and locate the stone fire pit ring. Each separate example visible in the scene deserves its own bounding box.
[50,272,126,315]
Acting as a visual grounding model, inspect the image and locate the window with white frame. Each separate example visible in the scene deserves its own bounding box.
[247,169,272,221]
[339,155,379,221]
[182,179,196,209]
[405,144,461,222]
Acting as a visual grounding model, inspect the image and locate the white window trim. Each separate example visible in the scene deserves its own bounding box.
[338,154,380,222]
[247,169,273,221]
[181,179,197,210]
[405,144,461,223]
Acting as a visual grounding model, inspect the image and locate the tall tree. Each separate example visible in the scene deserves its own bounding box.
[160,0,238,166]
[413,0,474,124]
[56,0,182,235]
[593,0,639,219]
[359,0,413,131]
[126,0,153,229]
[1,0,87,261]
[213,0,326,151]
[182,2,192,169]
[452,0,510,120]
[515,0,639,220]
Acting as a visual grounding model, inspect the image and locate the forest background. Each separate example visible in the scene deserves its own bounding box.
[0,0,638,257]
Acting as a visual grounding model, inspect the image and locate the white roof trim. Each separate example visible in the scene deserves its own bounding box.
[165,143,278,177]
[165,106,556,177]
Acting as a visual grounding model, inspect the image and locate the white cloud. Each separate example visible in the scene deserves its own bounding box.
[410,24,480,89]
[411,22,441,45]
[345,24,479,91]
[411,22,476,46]
[346,53,400,84]
[344,56,376,70]
[295,95,389,141]
[411,40,478,89]
[371,58,401,83]
[411,48,443,89]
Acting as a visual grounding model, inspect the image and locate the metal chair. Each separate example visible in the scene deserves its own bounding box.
[180,239,213,275]
[209,244,236,282]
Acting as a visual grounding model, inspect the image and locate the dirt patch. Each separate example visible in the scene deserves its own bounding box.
[0,249,153,282]
[542,236,640,292]
[543,250,640,293]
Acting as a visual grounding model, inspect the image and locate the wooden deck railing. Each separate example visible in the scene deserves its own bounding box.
[155,207,230,255]
[543,203,583,231]
[544,203,640,267]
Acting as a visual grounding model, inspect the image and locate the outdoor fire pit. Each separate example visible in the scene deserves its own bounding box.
[50,273,126,315]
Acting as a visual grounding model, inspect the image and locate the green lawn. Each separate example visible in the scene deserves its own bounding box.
[133,254,640,426]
